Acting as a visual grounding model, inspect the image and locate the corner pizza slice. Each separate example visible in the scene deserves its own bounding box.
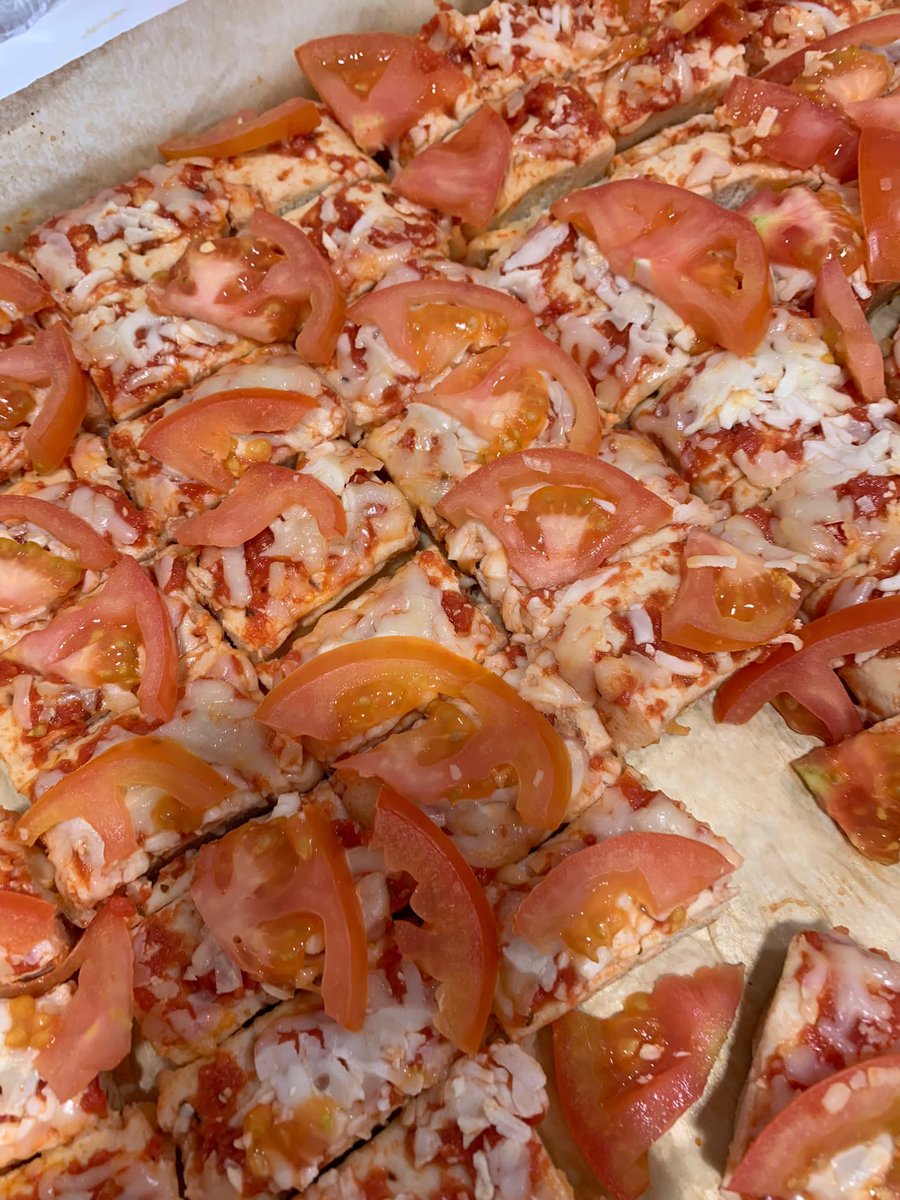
[488,767,740,1037]
[726,927,900,1198]
[305,1042,573,1200]
[0,1105,179,1200]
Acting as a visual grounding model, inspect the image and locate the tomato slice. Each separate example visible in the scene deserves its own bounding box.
[0,262,52,314]
[859,126,900,283]
[714,596,900,743]
[150,209,344,363]
[728,1052,900,1197]
[553,964,744,1200]
[719,76,859,183]
[393,105,512,231]
[340,667,572,831]
[371,787,497,1053]
[138,387,318,493]
[666,0,729,34]
[17,736,235,861]
[0,890,60,967]
[662,530,800,654]
[814,258,885,402]
[7,556,178,723]
[191,806,368,1030]
[418,328,603,457]
[295,33,468,152]
[513,831,734,956]
[739,186,864,276]
[174,462,346,547]
[31,901,134,1103]
[699,0,753,44]
[255,636,485,750]
[346,279,534,379]
[791,47,892,112]
[794,724,900,863]
[0,326,88,473]
[0,540,83,616]
[847,92,900,131]
[0,495,116,572]
[158,98,320,159]
[436,448,673,591]
[760,13,900,86]
[552,181,772,357]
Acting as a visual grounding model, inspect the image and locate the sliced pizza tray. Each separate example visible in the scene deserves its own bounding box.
[0,3,897,1198]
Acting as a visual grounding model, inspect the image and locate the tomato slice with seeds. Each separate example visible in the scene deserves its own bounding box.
[554,964,743,1200]
[719,76,860,183]
[0,495,116,572]
[794,724,900,864]
[371,787,497,1053]
[139,387,318,493]
[436,448,673,591]
[552,180,772,357]
[0,891,61,968]
[513,831,735,957]
[739,186,864,276]
[0,540,82,616]
[418,327,603,457]
[159,98,320,159]
[393,105,512,231]
[191,806,368,1030]
[33,901,134,1103]
[714,596,900,743]
[0,326,88,473]
[0,263,52,314]
[662,529,800,655]
[727,1052,900,1198]
[295,33,468,152]
[791,47,892,111]
[17,736,235,862]
[150,209,344,363]
[760,13,900,86]
[347,279,534,379]
[6,556,178,723]
[814,258,885,402]
[174,462,346,547]
[859,126,900,283]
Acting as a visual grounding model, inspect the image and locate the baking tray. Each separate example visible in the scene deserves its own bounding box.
[1,3,898,1197]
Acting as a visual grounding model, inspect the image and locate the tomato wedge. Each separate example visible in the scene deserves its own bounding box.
[0,495,115,571]
[418,327,603,456]
[151,209,344,363]
[174,462,346,547]
[295,33,468,152]
[17,736,235,861]
[0,262,51,314]
[159,98,320,159]
[662,530,800,654]
[814,258,885,402]
[859,126,900,283]
[739,186,864,276]
[719,76,859,183]
[436,448,673,591]
[33,901,134,1103]
[728,1052,900,1197]
[393,105,512,231]
[7,556,178,723]
[0,326,88,473]
[340,669,572,831]
[552,181,772,357]
[0,890,60,967]
[191,806,368,1030]
[139,387,318,493]
[554,964,744,1200]
[847,92,900,131]
[346,279,534,378]
[513,831,734,956]
[255,635,484,749]
[0,541,80,616]
[714,596,900,743]
[760,13,900,86]
[371,787,497,1053]
[794,724,900,863]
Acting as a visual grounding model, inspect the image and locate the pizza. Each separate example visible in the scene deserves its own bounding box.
[0,0,899,1197]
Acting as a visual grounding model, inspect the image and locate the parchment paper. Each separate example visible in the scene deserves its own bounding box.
[1,3,897,1197]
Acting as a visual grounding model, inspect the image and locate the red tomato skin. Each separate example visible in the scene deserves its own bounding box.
[159,99,320,160]
[813,258,886,402]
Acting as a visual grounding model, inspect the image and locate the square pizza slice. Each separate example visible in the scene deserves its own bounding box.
[305,1042,573,1200]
